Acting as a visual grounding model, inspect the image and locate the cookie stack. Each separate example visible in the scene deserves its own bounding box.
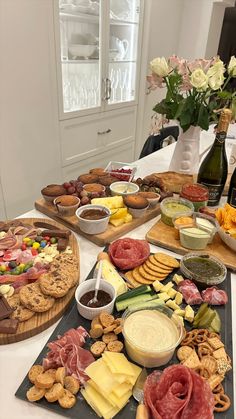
[8,254,79,322]
[27,364,79,408]
[124,252,179,288]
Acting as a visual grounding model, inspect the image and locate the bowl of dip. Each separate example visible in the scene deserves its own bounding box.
[180,183,209,212]
[75,278,116,320]
[122,306,184,368]
[76,204,111,235]
[160,197,194,226]
[179,226,211,250]
[173,215,195,239]
[193,212,218,244]
[180,252,227,289]
[110,181,139,197]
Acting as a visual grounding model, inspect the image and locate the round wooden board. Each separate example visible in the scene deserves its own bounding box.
[0,218,79,345]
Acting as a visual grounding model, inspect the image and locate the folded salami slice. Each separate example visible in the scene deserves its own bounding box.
[202,286,228,305]
[144,365,214,419]
[108,238,150,270]
[178,279,203,305]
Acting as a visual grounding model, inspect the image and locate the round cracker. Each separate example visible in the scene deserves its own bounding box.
[148,255,173,271]
[132,268,153,284]
[138,265,161,281]
[154,253,179,268]
[144,261,171,276]
[124,271,141,288]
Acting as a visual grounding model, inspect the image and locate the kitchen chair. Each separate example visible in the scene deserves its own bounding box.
[139,125,179,158]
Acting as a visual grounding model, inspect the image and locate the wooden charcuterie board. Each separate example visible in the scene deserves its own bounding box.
[0,218,79,345]
[35,198,161,247]
[146,219,236,271]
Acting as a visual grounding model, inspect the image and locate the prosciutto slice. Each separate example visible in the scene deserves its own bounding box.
[109,238,150,270]
[144,365,214,419]
[43,327,94,384]
[178,280,203,305]
[202,286,228,305]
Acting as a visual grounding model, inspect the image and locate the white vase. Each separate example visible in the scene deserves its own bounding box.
[169,125,201,174]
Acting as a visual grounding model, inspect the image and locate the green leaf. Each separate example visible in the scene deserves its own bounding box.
[217,91,232,100]
[197,104,209,130]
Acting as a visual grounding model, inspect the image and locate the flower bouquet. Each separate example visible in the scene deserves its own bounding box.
[147,55,236,132]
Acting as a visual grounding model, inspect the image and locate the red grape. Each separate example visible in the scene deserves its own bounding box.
[67,186,76,194]
[63,182,71,189]
[81,196,90,205]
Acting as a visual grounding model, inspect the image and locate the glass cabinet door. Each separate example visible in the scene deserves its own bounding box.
[107,0,140,105]
[58,0,101,113]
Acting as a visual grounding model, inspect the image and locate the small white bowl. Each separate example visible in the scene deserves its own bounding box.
[75,278,116,320]
[76,204,111,235]
[110,181,139,197]
[217,226,236,252]
[68,44,96,58]
[138,192,161,208]
[128,206,148,218]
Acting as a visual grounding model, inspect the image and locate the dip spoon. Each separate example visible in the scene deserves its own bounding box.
[87,260,103,306]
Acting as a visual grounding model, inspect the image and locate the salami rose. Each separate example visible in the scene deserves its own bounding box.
[108,238,150,270]
[144,365,214,419]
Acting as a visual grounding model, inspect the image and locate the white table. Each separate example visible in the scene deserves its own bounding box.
[1,132,236,419]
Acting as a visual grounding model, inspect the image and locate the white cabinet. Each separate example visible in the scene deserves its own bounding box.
[54,0,143,178]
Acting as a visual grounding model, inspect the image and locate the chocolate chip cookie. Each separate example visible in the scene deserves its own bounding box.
[39,271,72,298]
[50,254,79,287]
[8,294,35,322]
[19,282,55,312]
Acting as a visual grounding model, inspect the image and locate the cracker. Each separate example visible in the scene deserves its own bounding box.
[216,358,232,375]
[114,325,122,335]
[55,367,66,386]
[26,385,46,402]
[182,351,201,369]
[45,383,64,403]
[213,347,227,360]
[103,323,117,334]
[99,312,115,328]
[89,324,104,339]
[124,271,141,288]
[177,346,193,362]
[138,265,159,281]
[148,256,173,271]
[132,267,153,284]
[35,372,55,389]
[102,332,118,344]
[58,389,76,409]
[91,316,101,328]
[145,259,172,275]
[64,376,80,395]
[201,356,218,375]
[207,374,224,390]
[28,365,44,384]
[107,340,124,352]
[207,337,224,350]
[197,342,213,359]
[90,341,106,357]
[154,253,179,268]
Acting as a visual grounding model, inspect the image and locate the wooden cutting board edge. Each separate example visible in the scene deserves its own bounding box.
[0,217,80,345]
[146,220,236,272]
[35,198,161,246]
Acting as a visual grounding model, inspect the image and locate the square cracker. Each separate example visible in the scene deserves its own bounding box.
[213,347,227,360]
[207,337,224,350]
[207,374,223,390]
[182,351,201,369]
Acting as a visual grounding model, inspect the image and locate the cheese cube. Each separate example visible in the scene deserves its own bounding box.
[153,280,164,292]
[161,282,174,292]
[110,207,128,220]
[158,292,170,302]
[184,305,195,323]
[173,274,184,285]
[91,196,124,209]
[166,299,180,310]
[174,309,185,317]
[109,218,125,227]
[175,291,183,305]
[168,288,177,299]
[124,213,132,223]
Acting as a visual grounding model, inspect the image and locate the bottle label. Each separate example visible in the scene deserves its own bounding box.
[200,182,224,206]
[216,132,226,144]
[229,187,236,208]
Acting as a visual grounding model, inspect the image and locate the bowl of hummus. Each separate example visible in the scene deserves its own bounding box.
[122,306,184,367]
[160,197,194,226]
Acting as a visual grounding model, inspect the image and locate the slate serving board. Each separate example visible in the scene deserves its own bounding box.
[15,260,234,419]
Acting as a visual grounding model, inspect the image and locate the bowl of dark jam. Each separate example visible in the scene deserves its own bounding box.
[76,204,111,235]
[75,278,116,320]
[180,252,227,289]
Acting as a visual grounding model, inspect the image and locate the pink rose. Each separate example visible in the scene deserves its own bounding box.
[146,73,164,90]
[168,55,187,75]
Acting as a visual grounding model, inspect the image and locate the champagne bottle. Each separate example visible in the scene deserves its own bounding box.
[197,108,232,206]
[227,166,236,208]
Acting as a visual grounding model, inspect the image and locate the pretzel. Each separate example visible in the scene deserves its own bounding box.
[193,329,208,345]
[197,343,213,359]
[214,393,231,412]
[212,383,225,395]
[193,365,211,379]
[180,330,197,346]
[208,332,220,339]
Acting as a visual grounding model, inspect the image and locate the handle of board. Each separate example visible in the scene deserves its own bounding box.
[136,403,149,419]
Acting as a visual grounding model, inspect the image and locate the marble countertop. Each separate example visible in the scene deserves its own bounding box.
[1,131,236,419]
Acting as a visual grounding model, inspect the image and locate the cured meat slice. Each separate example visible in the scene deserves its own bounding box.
[178,280,203,305]
[201,286,228,305]
[144,365,214,419]
[43,326,94,384]
[108,238,150,270]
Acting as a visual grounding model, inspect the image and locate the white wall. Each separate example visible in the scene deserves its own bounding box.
[0,0,62,218]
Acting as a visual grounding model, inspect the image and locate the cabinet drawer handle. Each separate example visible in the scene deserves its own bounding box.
[97,129,111,135]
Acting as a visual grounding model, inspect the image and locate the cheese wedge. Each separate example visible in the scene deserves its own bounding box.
[97,260,127,296]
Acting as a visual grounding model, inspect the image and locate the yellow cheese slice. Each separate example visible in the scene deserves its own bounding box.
[91,196,124,209]
[88,380,116,406]
[81,385,119,419]
[112,382,131,398]
[110,207,128,220]
[102,352,136,376]
[85,359,120,393]
[109,218,125,227]
[109,390,132,409]
[97,260,128,296]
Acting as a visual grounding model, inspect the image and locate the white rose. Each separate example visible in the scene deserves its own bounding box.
[228,56,236,77]
[150,57,169,77]
[208,72,225,90]
[207,59,225,78]
[190,68,208,91]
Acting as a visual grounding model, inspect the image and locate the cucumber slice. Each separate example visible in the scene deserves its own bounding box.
[116,292,154,312]
[209,310,221,333]
[193,303,209,327]
[128,298,164,312]
[116,285,152,303]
